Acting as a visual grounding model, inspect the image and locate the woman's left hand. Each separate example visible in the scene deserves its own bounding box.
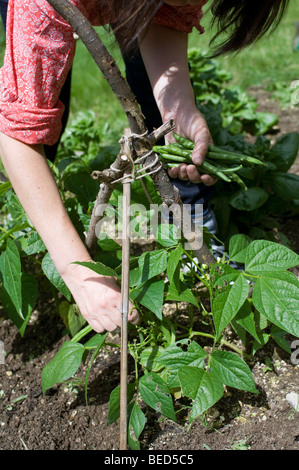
[165,108,217,186]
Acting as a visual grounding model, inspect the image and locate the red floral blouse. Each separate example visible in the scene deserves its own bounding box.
[0,0,207,145]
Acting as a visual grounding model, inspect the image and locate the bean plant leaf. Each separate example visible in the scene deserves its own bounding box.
[137,249,168,285]
[0,272,38,337]
[42,253,72,301]
[228,234,251,263]
[74,260,118,278]
[210,350,258,393]
[63,171,99,207]
[139,346,165,372]
[130,279,165,319]
[128,402,146,450]
[0,181,11,197]
[84,332,107,349]
[156,224,179,247]
[245,240,299,274]
[139,372,176,421]
[267,132,299,171]
[229,187,269,211]
[178,367,223,422]
[59,300,86,337]
[212,274,250,340]
[233,299,260,343]
[166,284,200,309]
[268,172,299,201]
[41,341,85,394]
[0,238,23,319]
[252,271,299,337]
[167,245,184,285]
[106,383,136,425]
[20,232,46,255]
[159,340,207,390]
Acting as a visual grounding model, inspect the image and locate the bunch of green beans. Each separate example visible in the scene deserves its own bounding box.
[153,132,266,190]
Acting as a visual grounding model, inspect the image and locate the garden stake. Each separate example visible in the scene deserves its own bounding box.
[119,132,133,450]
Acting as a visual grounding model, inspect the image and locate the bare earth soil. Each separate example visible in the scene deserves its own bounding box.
[1,89,299,452]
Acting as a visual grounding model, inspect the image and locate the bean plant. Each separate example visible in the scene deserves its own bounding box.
[1,51,299,449]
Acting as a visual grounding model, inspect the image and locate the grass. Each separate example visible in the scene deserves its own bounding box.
[188,2,299,89]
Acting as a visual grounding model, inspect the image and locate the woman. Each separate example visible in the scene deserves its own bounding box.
[0,0,289,333]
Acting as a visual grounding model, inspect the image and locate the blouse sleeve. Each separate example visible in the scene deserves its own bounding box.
[153,3,207,34]
[0,0,77,145]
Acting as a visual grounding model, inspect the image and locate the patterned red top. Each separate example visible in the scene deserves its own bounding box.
[0,0,207,145]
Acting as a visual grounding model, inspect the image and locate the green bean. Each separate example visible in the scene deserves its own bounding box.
[204,160,243,173]
[208,147,266,166]
[173,132,195,150]
[157,152,188,163]
[153,144,192,160]
[229,172,248,190]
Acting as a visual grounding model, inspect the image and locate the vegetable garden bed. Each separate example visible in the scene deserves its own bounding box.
[1,80,299,451]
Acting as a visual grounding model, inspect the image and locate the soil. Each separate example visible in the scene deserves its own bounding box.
[1,88,299,452]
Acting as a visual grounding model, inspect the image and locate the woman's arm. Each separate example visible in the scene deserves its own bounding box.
[140,23,215,185]
[0,132,138,332]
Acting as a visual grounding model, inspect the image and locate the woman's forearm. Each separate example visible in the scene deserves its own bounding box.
[0,132,139,332]
[140,23,215,185]
[140,24,196,125]
[0,132,91,273]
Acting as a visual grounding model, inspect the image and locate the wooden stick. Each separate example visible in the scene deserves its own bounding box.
[119,173,131,450]
[119,131,132,450]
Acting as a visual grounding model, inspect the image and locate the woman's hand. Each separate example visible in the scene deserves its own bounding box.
[140,24,217,186]
[165,107,216,186]
[0,132,139,334]
[60,262,139,334]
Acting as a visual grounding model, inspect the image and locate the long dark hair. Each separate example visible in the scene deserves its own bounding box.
[210,0,290,55]
[98,0,164,52]
[100,0,289,55]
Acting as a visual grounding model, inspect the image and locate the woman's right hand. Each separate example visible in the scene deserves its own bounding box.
[60,262,139,333]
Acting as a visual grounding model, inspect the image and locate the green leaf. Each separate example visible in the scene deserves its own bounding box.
[245,240,299,274]
[159,340,207,390]
[41,341,85,394]
[59,300,86,337]
[268,172,299,201]
[74,260,118,278]
[268,132,299,171]
[229,187,269,211]
[233,299,260,343]
[137,249,168,285]
[139,346,165,372]
[42,253,72,301]
[178,367,223,422]
[84,332,107,349]
[0,272,38,337]
[63,171,99,207]
[0,238,23,318]
[167,245,184,285]
[20,232,46,255]
[156,224,179,247]
[210,350,258,393]
[270,325,291,354]
[212,274,250,340]
[229,234,251,263]
[252,271,299,337]
[106,383,136,425]
[128,402,146,450]
[139,372,176,421]
[130,279,165,319]
[0,181,11,197]
[210,263,241,287]
[166,284,200,309]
